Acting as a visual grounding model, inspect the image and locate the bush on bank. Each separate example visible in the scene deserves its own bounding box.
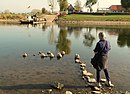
[0,13,26,20]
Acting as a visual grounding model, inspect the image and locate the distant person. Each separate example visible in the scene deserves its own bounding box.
[44,18,47,22]
[93,32,114,87]
[28,16,33,22]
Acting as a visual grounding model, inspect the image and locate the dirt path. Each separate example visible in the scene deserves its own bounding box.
[42,15,57,22]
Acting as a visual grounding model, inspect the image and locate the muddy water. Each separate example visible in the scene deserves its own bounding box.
[0,24,130,92]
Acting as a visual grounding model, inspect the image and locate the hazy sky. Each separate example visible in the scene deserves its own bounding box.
[0,0,121,13]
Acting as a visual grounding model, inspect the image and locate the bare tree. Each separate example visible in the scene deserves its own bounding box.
[48,0,57,13]
[85,0,97,12]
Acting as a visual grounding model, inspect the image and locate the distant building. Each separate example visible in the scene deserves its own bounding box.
[109,5,130,12]
[97,8,111,13]
[68,4,75,14]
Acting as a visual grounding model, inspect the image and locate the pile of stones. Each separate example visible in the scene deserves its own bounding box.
[22,51,65,60]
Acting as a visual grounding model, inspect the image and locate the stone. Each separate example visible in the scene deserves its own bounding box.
[125,91,130,94]
[75,54,80,60]
[47,51,51,55]
[65,91,73,94]
[86,72,93,76]
[75,59,81,63]
[82,70,88,76]
[100,78,106,83]
[39,51,42,54]
[61,51,65,56]
[41,53,46,58]
[93,90,102,94]
[22,53,28,58]
[51,82,64,89]
[94,87,100,91]
[57,52,62,58]
[80,66,85,70]
[88,78,96,83]
[50,53,54,58]
[80,63,86,67]
[85,76,90,80]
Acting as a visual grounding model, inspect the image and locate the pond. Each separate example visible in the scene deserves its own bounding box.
[0,23,130,92]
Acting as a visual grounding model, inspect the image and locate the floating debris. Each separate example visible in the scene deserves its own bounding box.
[22,53,28,58]
[74,54,80,60]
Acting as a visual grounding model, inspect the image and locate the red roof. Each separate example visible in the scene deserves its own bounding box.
[109,5,125,11]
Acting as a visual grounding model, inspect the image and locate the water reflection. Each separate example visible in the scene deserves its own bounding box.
[0,23,130,92]
[117,29,130,47]
[56,26,71,54]
[83,28,95,47]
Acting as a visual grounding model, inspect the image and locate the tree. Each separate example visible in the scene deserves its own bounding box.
[121,0,130,10]
[42,8,47,14]
[74,0,82,12]
[48,0,57,13]
[4,9,10,14]
[85,0,97,12]
[58,0,68,11]
[31,9,41,15]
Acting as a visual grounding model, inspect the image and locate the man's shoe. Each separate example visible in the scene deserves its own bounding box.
[108,81,114,87]
[96,83,102,87]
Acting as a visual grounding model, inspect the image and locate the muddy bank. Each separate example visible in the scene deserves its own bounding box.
[56,20,130,25]
[1,19,130,26]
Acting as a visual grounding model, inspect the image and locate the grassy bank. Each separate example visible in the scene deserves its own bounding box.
[58,14,130,21]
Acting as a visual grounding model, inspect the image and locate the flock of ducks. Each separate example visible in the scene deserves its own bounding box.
[22,51,66,60]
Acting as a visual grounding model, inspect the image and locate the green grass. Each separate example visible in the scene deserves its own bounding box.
[59,14,130,21]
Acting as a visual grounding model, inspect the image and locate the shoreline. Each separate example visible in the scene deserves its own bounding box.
[1,19,130,25]
[56,20,130,25]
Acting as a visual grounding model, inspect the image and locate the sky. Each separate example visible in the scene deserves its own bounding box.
[0,0,121,13]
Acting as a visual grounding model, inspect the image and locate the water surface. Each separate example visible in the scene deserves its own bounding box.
[0,23,130,92]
